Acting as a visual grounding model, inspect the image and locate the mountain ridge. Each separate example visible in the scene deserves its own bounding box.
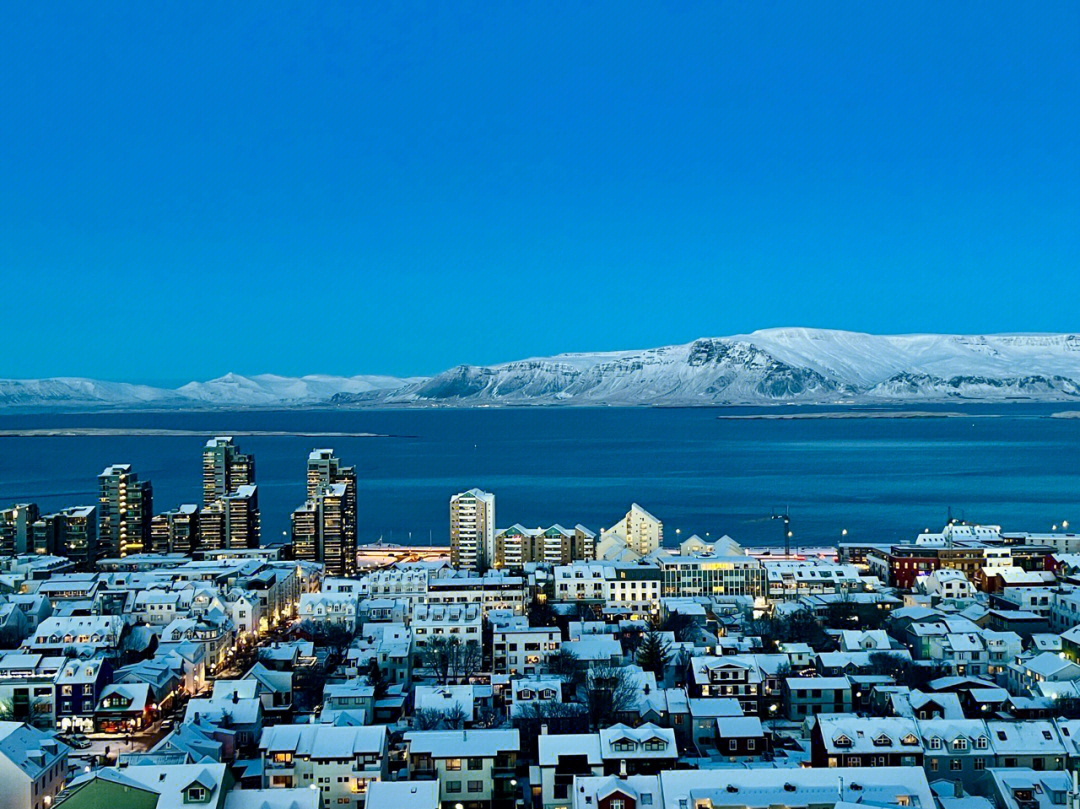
[5,328,1080,410]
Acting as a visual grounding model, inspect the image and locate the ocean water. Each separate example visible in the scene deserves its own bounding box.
[1,404,1078,547]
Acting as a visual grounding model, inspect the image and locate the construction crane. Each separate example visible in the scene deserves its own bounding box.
[772,508,792,557]
[743,508,794,556]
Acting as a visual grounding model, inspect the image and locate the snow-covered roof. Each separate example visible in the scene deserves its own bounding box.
[366,781,440,809]
[223,788,319,809]
[538,733,603,766]
[404,728,519,758]
[659,766,935,809]
[0,721,69,779]
[260,724,387,757]
[817,714,921,755]
[598,723,677,759]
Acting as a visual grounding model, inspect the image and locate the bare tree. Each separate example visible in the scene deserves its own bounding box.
[413,704,468,730]
[547,648,580,683]
[517,700,587,720]
[453,639,483,683]
[414,707,447,730]
[442,702,467,729]
[578,663,638,730]
[421,636,455,685]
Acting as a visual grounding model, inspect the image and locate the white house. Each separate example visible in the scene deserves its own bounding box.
[0,721,68,809]
[260,723,389,807]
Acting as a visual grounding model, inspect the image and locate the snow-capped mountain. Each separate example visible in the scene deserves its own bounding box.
[349,328,1080,406]
[0,373,416,410]
[5,329,1080,410]
[176,373,417,406]
[0,377,185,408]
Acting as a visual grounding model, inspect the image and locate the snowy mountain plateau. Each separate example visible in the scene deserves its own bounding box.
[5,329,1080,409]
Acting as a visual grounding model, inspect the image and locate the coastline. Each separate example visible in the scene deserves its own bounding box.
[0,428,396,438]
[715,410,975,420]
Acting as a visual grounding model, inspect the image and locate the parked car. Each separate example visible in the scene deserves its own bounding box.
[61,733,92,750]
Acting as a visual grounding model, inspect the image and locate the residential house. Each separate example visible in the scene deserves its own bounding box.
[403,729,520,809]
[260,724,389,807]
[0,721,68,809]
[783,676,853,721]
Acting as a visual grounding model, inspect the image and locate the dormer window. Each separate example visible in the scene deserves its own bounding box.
[976,736,988,749]
[952,738,968,751]
[929,738,942,750]
[833,735,853,748]
[901,734,919,746]
[185,785,208,803]
[872,734,892,747]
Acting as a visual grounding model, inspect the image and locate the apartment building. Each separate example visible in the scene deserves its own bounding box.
[97,464,152,558]
[426,572,526,615]
[260,724,389,807]
[31,506,97,566]
[203,436,255,506]
[411,604,482,654]
[150,504,200,554]
[492,626,560,675]
[450,489,495,571]
[404,729,520,809]
[201,485,260,550]
[493,524,594,568]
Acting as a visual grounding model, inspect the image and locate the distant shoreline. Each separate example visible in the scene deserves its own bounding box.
[0,428,397,438]
[716,410,976,420]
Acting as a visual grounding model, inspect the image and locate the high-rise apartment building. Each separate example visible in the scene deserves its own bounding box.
[202,436,255,506]
[226,485,260,549]
[290,450,357,576]
[98,464,153,558]
[0,503,39,556]
[150,504,200,554]
[450,488,495,571]
[197,486,258,551]
[31,506,97,564]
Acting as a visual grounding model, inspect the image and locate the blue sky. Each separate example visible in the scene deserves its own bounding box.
[2,1,1078,384]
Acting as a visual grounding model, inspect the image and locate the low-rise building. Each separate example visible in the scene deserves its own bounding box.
[492,626,560,675]
[260,724,389,806]
[403,729,520,809]
[0,720,68,809]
